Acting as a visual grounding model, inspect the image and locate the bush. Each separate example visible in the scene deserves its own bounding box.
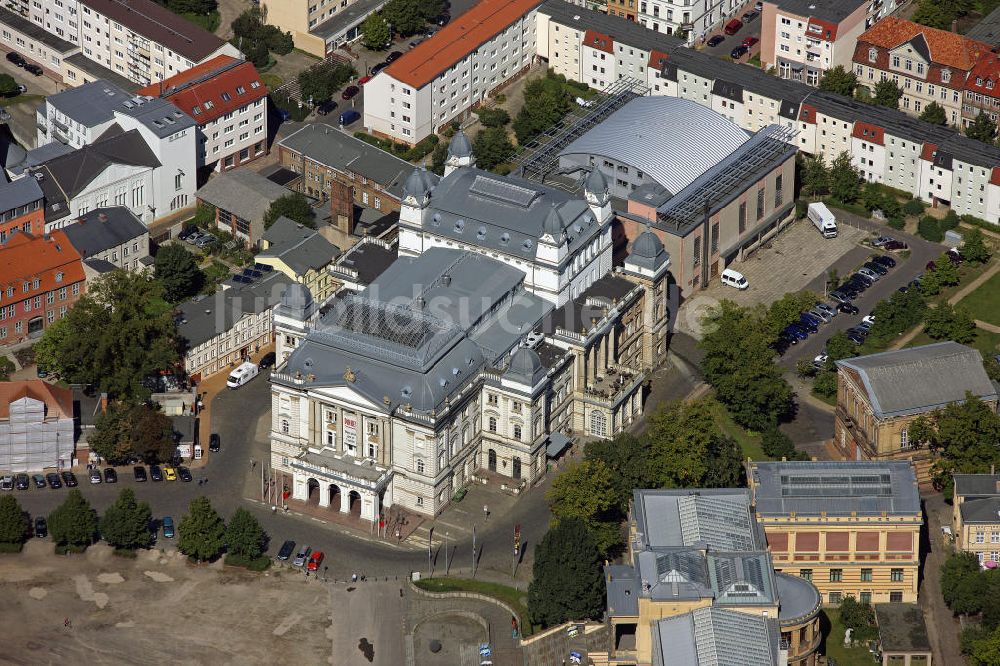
[918,215,945,242]
[940,209,960,231]
[475,107,511,127]
[887,217,906,230]
[0,542,23,553]
[54,543,90,555]
[961,213,994,230]
[903,198,925,216]
[224,553,272,571]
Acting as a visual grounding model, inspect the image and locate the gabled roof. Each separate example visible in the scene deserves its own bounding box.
[195,169,290,223]
[61,207,148,258]
[177,270,293,348]
[835,341,997,418]
[137,56,266,125]
[0,380,74,420]
[652,607,781,666]
[0,177,44,213]
[257,216,340,276]
[0,230,85,292]
[80,0,227,61]
[960,496,1000,524]
[857,17,991,71]
[954,474,1000,498]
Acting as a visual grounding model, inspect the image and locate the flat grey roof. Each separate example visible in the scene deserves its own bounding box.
[312,0,388,40]
[954,474,1000,498]
[771,0,866,24]
[331,239,397,286]
[540,0,683,56]
[61,207,148,258]
[196,170,290,224]
[836,341,998,419]
[875,604,931,653]
[0,6,76,52]
[751,460,921,517]
[775,573,820,624]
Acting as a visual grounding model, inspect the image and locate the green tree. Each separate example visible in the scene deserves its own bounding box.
[101,488,153,551]
[813,370,839,400]
[919,101,948,126]
[547,459,621,555]
[48,489,98,548]
[942,552,985,615]
[475,107,511,128]
[430,140,449,176]
[950,307,976,344]
[33,271,178,401]
[867,289,927,347]
[871,79,903,109]
[154,244,205,303]
[966,625,1000,666]
[933,254,960,287]
[825,330,857,368]
[645,399,746,488]
[0,356,13,381]
[89,402,175,464]
[225,508,268,559]
[962,228,991,264]
[0,73,18,96]
[178,496,226,562]
[513,74,571,144]
[903,198,926,216]
[361,12,391,50]
[264,193,316,229]
[838,597,878,642]
[297,62,356,104]
[910,395,1000,489]
[966,112,997,144]
[761,426,807,460]
[912,0,952,28]
[527,517,606,628]
[799,156,829,198]
[0,495,30,545]
[583,433,652,516]
[829,151,861,203]
[471,127,514,172]
[925,303,976,343]
[382,0,425,35]
[765,291,820,336]
[817,65,858,97]
[918,215,944,242]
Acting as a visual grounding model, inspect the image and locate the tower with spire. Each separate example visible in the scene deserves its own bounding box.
[444,130,475,175]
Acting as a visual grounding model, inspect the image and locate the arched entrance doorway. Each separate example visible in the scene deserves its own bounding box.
[488,449,497,472]
[328,483,342,511]
[512,457,521,480]
[348,490,362,517]
[306,478,320,505]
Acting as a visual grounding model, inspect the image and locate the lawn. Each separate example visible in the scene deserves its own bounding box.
[820,609,879,666]
[937,259,994,302]
[260,73,284,91]
[179,10,219,32]
[413,577,535,635]
[0,93,44,108]
[907,326,1000,358]
[708,398,769,461]
[955,267,1000,327]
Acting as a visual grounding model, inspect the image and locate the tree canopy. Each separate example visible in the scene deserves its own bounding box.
[225,508,268,559]
[871,79,903,109]
[818,65,857,97]
[361,12,391,50]
[645,399,746,488]
[799,155,829,199]
[920,101,948,126]
[527,517,606,628]
[155,244,205,302]
[33,271,179,401]
[0,73,18,97]
[471,127,514,172]
[48,489,98,548]
[962,228,991,265]
[264,193,316,229]
[513,74,571,145]
[547,459,621,555]
[297,62,357,105]
[924,303,976,343]
[967,112,998,144]
[829,151,862,203]
[838,597,878,642]
[101,488,153,550]
[911,394,1000,490]
[381,0,441,36]
[0,495,30,545]
[89,401,175,464]
[942,551,986,615]
[231,6,293,67]
[178,496,226,562]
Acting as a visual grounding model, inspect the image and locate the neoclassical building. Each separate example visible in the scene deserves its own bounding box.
[266,133,676,522]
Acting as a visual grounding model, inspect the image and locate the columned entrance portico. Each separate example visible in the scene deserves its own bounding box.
[289,451,391,523]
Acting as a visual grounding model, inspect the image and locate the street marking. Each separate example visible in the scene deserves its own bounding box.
[431,519,468,532]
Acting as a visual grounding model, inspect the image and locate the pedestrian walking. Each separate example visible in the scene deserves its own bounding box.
[352,572,358,583]
[483,504,489,521]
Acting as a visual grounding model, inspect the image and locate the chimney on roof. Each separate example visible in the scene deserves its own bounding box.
[952,19,959,33]
[99,392,108,414]
[98,212,108,222]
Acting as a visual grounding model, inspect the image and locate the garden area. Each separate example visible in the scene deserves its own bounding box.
[414,577,534,636]
[953,268,1000,327]
[821,608,879,666]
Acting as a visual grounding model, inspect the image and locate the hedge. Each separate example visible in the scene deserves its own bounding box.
[224,553,272,571]
[353,131,439,162]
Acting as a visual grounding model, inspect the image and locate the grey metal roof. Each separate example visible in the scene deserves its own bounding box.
[751,460,921,517]
[0,6,75,52]
[61,207,148,258]
[257,216,340,276]
[604,564,640,617]
[966,4,1000,45]
[115,94,196,138]
[278,123,413,199]
[0,177,43,212]
[770,0,866,23]
[652,607,780,666]
[177,271,293,348]
[311,0,388,40]
[10,142,75,176]
[954,474,1000,498]
[46,80,193,137]
[875,604,931,653]
[632,489,761,551]
[559,97,750,196]
[539,0,684,56]
[83,258,117,273]
[775,573,820,624]
[545,432,572,457]
[504,346,546,386]
[960,497,1000,524]
[82,0,227,61]
[195,169,290,224]
[836,341,998,418]
[330,240,397,286]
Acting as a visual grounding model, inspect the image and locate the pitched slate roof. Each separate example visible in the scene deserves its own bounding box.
[195,169,290,223]
[257,216,340,276]
[61,207,148,259]
[954,474,1000,498]
[836,341,998,418]
[137,56,266,125]
[177,270,294,348]
[960,497,1000,524]
[0,177,44,212]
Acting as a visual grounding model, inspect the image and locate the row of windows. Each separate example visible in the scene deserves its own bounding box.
[799,567,905,583]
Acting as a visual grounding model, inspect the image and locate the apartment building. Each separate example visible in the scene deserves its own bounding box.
[536,1,1000,224]
[0,5,77,77]
[749,460,923,605]
[635,0,753,43]
[262,0,388,57]
[0,177,45,242]
[0,230,86,347]
[256,215,341,302]
[853,17,991,127]
[0,380,75,472]
[363,0,541,145]
[760,0,879,85]
[834,342,998,482]
[23,0,240,86]
[60,207,151,275]
[137,55,269,171]
[952,474,1000,566]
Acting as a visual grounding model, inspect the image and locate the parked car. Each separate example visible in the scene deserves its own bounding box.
[754,0,763,9]
[316,100,338,116]
[45,473,62,489]
[436,12,450,25]
[707,35,725,47]
[385,50,403,63]
[163,466,177,481]
[858,267,881,282]
[277,109,291,122]
[258,352,276,369]
[797,315,819,333]
[358,75,372,85]
[89,468,102,484]
[829,290,851,304]
[838,302,859,315]
[872,255,896,268]
[61,471,78,487]
[883,240,908,251]
[162,516,175,538]
[730,45,749,59]
[851,272,875,287]
[863,261,888,276]
[209,433,221,452]
[846,329,866,344]
[177,467,192,482]
[872,235,894,247]
[408,38,423,48]
[778,330,799,346]
[370,62,388,76]
[947,248,963,264]
[742,36,759,48]
[15,473,29,490]
[862,315,876,327]
[341,85,360,100]
[0,476,13,491]
[724,18,743,34]
[34,516,48,538]
[24,63,43,76]
[783,324,808,341]
[133,465,147,482]
[277,540,296,560]
[104,468,117,483]
[149,465,163,482]
[809,307,832,323]
[339,109,361,125]
[293,545,312,567]
[815,303,838,318]
[848,326,869,339]
[32,474,46,488]
[742,10,759,21]
[812,353,829,369]
[307,551,325,571]
[6,51,26,67]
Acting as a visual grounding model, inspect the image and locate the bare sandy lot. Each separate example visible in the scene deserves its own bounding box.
[0,541,332,665]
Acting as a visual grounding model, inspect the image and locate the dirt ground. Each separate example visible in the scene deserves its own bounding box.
[0,541,332,665]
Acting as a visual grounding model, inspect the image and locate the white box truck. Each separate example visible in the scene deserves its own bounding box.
[226,361,259,389]
[807,202,838,238]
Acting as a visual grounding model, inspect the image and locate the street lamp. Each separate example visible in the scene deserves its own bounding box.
[445,531,449,575]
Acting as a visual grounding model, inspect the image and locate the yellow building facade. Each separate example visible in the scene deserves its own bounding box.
[952,474,1000,566]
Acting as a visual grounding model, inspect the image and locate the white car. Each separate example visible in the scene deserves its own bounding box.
[858,267,881,282]
[575,96,594,108]
[862,315,876,327]
[0,475,12,491]
[812,353,828,368]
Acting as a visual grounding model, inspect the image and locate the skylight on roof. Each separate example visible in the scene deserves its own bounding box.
[221,92,231,102]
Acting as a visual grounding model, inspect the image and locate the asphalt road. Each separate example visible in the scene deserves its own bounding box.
[702,12,761,59]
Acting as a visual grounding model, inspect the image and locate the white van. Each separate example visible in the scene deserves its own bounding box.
[226,361,259,389]
[807,202,838,238]
[720,268,749,290]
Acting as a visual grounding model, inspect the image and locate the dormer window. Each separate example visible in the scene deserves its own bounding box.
[988,80,995,90]
[977,77,983,86]
[942,68,951,83]
[868,47,877,63]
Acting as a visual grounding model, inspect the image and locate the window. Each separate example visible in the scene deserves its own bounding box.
[860,591,872,604]
[174,173,182,191]
[710,222,718,253]
[829,569,843,582]
[774,174,783,207]
[513,424,522,440]
[891,568,904,582]
[488,393,498,406]
[488,416,497,432]
[860,568,873,582]
[799,569,812,581]
[280,419,289,434]
[738,201,747,233]
[890,591,903,603]
[977,532,986,544]
[589,411,607,437]
[868,47,877,63]
[756,188,765,220]
[992,532,1000,544]
[416,459,424,474]
[900,428,909,448]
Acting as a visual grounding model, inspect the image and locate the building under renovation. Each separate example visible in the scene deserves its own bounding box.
[0,380,75,472]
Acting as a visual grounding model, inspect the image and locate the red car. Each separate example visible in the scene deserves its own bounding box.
[724,18,743,35]
[307,551,324,571]
[742,36,759,48]
[358,75,372,85]
[341,85,360,100]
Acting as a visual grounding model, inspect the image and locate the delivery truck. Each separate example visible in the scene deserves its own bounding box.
[807,202,838,238]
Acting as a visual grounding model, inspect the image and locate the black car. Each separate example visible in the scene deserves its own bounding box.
[32,474,46,489]
[6,51,26,67]
[872,255,896,268]
[730,45,749,59]
[149,465,163,482]
[133,465,147,482]
[863,261,888,276]
[45,473,62,489]
[104,468,117,483]
[837,302,860,315]
[828,290,851,304]
[341,85,360,100]
[209,433,221,452]
[61,471,78,487]
[258,352,276,369]
[277,539,296,560]
[707,35,725,47]
[851,273,874,288]
[178,467,193,482]
[316,100,338,115]
[846,329,866,344]
[24,63,42,76]
[370,62,388,76]
[848,326,869,339]
[385,50,403,63]
[34,517,47,538]
[436,13,450,25]
[15,473,29,490]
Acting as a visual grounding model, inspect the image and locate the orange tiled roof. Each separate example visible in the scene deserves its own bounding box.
[807,18,839,43]
[0,380,73,419]
[648,49,670,69]
[136,55,266,125]
[853,121,884,146]
[383,0,543,89]
[966,51,1000,95]
[0,231,85,294]
[585,29,615,54]
[857,17,990,71]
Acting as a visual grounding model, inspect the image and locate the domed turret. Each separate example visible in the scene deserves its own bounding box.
[632,228,664,258]
[505,346,546,387]
[585,167,608,197]
[403,167,436,208]
[625,225,669,276]
[584,167,611,221]
[542,204,564,242]
[445,129,475,175]
[279,283,315,321]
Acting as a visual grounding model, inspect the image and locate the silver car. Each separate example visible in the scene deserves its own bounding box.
[815,303,838,318]
[292,545,311,567]
[858,267,881,282]
[809,307,832,323]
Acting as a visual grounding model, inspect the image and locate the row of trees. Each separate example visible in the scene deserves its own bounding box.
[361,0,444,48]
[942,552,1000,664]
[298,62,357,105]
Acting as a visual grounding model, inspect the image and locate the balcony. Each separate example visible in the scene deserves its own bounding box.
[584,365,644,407]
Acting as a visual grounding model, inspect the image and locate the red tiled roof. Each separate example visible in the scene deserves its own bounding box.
[991,167,1000,186]
[585,29,615,54]
[0,231,85,294]
[966,51,1000,95]
[853,121,884,146]
[648,49,670,69]
[920,143,938,161]
[799,103,817,124]
[0,380,73,419]
[807,18,838,43]
[856,17,990,71]
[382,0,543,89]
[136,56,266,125]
